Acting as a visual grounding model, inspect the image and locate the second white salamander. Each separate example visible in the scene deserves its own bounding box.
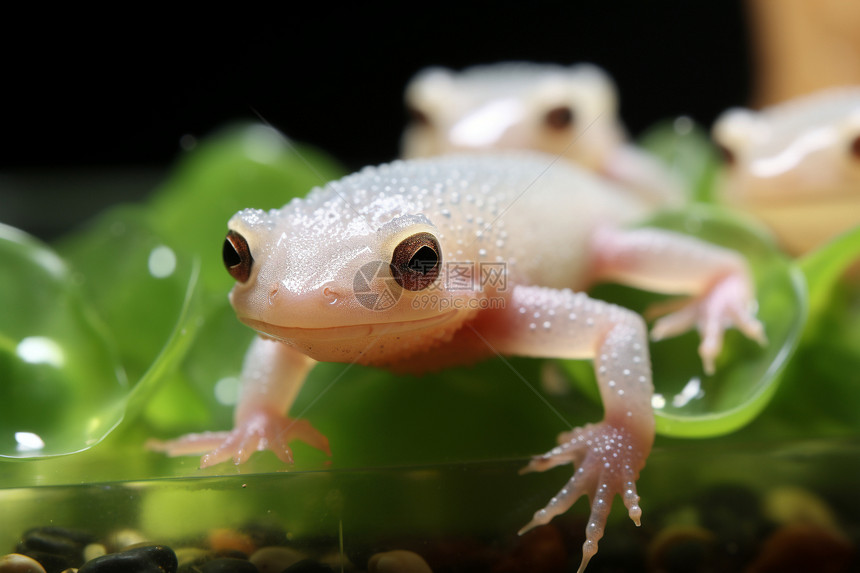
[152,153,764,572]
[402,62,684,208]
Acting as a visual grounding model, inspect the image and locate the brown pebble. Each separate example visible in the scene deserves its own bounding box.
[250,547,307,573]
[208,529,255,556]
[492,526,566,573]
[368,550,433,573]
[747,523,854,573]
[0,553,47,573]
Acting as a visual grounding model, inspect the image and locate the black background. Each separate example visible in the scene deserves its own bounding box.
[1,2,750,170]
[1,2,751,235]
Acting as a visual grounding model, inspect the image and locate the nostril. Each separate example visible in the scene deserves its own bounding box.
[268,285,280,306]
[223,230,253,283]
[323,286,340,304]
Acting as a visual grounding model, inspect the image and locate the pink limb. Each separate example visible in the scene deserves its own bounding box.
[590,225,766,374]
[480,286,654,572]
[148,337,329,468]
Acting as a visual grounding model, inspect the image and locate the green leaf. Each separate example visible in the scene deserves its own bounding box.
[0,224,126,457]
[58,207,199,384]
[799,225,860,329]
[638,118,722,203]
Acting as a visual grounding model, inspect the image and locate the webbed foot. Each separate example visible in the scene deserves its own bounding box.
[147,410,330,468]
[520,421,648,573]
[650,273,766,374]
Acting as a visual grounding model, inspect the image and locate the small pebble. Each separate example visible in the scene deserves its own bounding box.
[764,486,840,531]
[175,547,211,571]
[647,525,715,573]
[16,527,94,573]
[24,528,94,549]
[368,550,433,573]
[77,545,177,573]
[16,552,74,573]
[82,545,106,564]
[746,523,854,573]
[105,530,149,552]
[0,553,47,573]
[282,560,334,573]
[239,523,289,548]
[200,557,258,573]
[249,547,306,573]
[208,529,255,557]
[212,550,247,561]
[19,527,92,559]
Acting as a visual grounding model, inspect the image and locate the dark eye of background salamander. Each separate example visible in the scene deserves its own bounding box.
[849,134,860,160]
[408,106,431,127]
[544,105,574,130]
[716,143,736,167]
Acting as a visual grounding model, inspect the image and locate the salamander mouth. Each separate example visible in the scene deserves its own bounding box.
[240,309,460,342]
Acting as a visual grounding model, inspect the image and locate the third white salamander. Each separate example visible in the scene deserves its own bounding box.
[713,87,860,255]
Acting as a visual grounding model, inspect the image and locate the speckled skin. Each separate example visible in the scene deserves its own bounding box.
[713,87,860,254]
[402,62,683,208]
[152,153,764,573]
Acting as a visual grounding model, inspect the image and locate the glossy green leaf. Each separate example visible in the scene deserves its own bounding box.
[0,217,204,459]
[638,117,722,203]
[0,224,126,457]
[58,207,201,384]
[739,225,860,440]
[799,224,860,327]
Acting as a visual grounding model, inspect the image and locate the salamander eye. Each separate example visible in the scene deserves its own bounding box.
[717,143,736,167]
[544,105,574,130]
[390,232,441,291]
[408,105,431,127]
[223,230,253,283]
[849,134,860,160]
